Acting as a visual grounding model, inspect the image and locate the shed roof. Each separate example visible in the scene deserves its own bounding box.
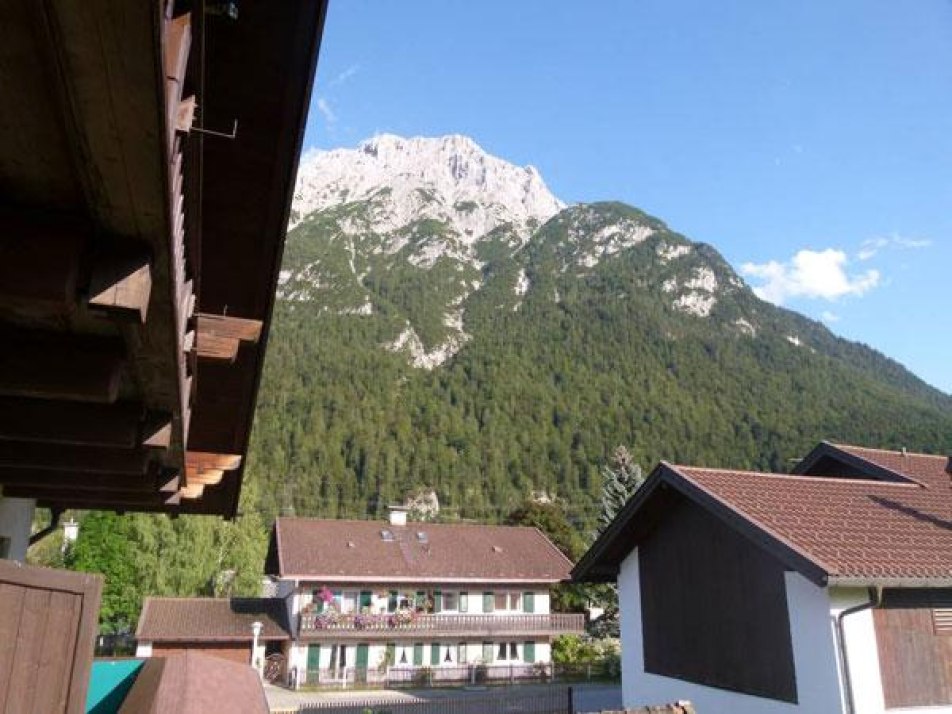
[266,517,574,583]
[135,598,289,642]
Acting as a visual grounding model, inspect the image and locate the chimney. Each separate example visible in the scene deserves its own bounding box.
[388,506,409,527]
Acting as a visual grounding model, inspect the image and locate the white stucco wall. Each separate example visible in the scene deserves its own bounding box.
[0,497,35,561]
[618,548,844,712]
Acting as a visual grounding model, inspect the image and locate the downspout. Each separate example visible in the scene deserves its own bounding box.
[834,586,882,714]
[28,507,63,547]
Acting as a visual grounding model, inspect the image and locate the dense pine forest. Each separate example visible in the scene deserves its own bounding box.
[49,138,952,632]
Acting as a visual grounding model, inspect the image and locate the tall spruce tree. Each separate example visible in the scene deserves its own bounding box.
[597,446,644,534]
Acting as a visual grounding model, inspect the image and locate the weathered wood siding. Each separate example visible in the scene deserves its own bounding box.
[874,590,952,707]
[638,496,797,702]
[0,560,102,713]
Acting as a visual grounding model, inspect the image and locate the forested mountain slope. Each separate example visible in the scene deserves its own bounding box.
[244,135,952,530]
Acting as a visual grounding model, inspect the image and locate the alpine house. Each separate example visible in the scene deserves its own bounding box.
[574,441,952,714]
[264,508,583,686]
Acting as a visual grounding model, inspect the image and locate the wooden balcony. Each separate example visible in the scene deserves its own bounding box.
[298,612,585,640]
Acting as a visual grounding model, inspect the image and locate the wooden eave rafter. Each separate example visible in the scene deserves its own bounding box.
[0,0,329,516]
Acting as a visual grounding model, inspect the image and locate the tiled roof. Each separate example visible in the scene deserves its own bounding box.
[829,442,951,489]
[574,443,952,587]
[135,598,290,642]
[673,462,952,582]
[268,518,574,583]
[119,651,269,713]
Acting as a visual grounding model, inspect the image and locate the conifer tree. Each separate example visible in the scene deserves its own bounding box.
[598,445,644,534]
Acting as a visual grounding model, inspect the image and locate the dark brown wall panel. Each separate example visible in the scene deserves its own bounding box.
[639,497,797,703]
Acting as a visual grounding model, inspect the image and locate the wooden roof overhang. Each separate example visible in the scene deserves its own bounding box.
[0,0,328,516]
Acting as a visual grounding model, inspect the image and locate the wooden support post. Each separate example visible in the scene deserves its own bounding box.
[185,452,242,470]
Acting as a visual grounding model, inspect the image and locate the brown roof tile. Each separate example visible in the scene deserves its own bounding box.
[673,460,952,583]
[135,598,289,642]
[269,518,574,583]
[830,443,952,489]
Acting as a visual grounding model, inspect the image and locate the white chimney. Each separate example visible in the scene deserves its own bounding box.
[62,519,79,544]
[388,506,409,527]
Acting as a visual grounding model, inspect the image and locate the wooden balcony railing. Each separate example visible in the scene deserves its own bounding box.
[298,612,585,639]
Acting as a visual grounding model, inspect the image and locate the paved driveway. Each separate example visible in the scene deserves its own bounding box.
[265,683,621,713]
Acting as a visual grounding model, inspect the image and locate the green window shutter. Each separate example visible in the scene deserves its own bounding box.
[360,591,372,609]
[356,644,369,669]
[482,642,494,662]
[386,643,396,666]
[524,641,535,663]
[307,644,322,671]
[388,590,398,612]
[459,592,469,613]
[430,643,440,666]
[416,591,425,609]
[483,592,493,613]
[434,590,443,613]
[523,592,535,614]
[413,643,424,666]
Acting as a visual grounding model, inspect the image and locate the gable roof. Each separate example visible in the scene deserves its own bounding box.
[796,441,951,489]
[574,444,952,588]
[135,598,290,643]
[266,517,574,583]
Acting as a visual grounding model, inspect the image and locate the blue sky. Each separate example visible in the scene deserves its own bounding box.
[303,0,952,394]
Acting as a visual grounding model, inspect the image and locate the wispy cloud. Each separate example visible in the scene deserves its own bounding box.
[857,234,932,261]
[329,64,360,88]
[820,310,840,323]
[741,249,880,305]
[316,97,337,125]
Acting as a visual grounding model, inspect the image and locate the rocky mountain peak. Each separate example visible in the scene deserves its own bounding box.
[291,134,565,241]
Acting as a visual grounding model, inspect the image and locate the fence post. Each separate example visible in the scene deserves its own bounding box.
[587,663,591,681]
[567,685,574,714]
[509,662,513,684]
[470,664,475,686]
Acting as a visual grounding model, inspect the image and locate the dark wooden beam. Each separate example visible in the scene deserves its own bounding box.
[8,488,180,508]
[0,442,149,474]
[88,244,152,322]
[0,330,124,403]
[0,466,155,492]
[0,398,145,448]
[196,314,263,343]
[0,212,88,313]
[196,333,239,362]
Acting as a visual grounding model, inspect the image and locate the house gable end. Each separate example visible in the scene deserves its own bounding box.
[638,496,798,703]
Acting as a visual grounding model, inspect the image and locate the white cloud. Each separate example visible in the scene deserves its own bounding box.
[820,310,840,323]
[741,249,880,305]
[329,64,360,87]
[857,234,931,261]
[316,97,336,125]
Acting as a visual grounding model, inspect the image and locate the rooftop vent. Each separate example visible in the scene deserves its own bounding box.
[416,531,428,543]
[347,541,356,548]
[380,529,395,542]
[492,545,503,553]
